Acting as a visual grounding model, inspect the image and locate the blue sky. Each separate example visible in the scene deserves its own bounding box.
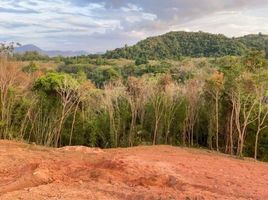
[0,0,268,52]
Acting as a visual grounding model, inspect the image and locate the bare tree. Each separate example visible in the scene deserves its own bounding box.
[161,75,182,144]
[126,77,150,146]
[0,59,29,139]
[228,92,235,155]
[0,42,20,58]
[232,92,257,157]
[103,80,126,147]
[54,76,79,147]
[69,81,94,145]
[204,71,224,151]
[146,78,165,145]
[182,79,203,146]
[254,87,268,160]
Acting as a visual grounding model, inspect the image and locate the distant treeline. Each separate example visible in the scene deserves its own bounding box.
[11,32,268,63]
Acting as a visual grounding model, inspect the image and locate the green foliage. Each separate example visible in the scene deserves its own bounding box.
[104,31,248,59]
[104,32,268,60]
[22,61,39,73]
[57,64,93,78]
[258,131,268,161]
[135,55,149,65]
[236,33,268,52]
[57,62,121,88]
[96,56,105,65]
[242,50,267,72]
[14,51,49,61]
[90,66,121,87]
[33,72,78,93]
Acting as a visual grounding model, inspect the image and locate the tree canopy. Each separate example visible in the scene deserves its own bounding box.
[104,31,268,59]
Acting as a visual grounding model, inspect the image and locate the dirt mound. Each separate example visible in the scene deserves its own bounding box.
[59,146,104,154]
[0,141,267,200]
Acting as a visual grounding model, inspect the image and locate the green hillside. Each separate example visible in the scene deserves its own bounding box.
[237,33,268,58]
[104,31,268,59]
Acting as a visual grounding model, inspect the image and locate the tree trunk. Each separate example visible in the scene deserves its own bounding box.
[129,110,136,147]
[239,139,244,157]
[55,106,66,147]
[153,119,159,145]
[69,102,79,146]
[230,104,234,155]
[254,130,260,160]
[182,121,186,146]
[191,123,194,146]
[237,137,241,156]
[215,92,219,151]
[165,121,171,144]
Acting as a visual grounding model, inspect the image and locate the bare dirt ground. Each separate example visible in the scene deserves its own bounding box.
[0,140,267,200]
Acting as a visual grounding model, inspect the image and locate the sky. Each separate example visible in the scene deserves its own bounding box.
[0,0,268,53]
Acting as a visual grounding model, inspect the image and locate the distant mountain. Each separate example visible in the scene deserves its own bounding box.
[104,31,268,59]
[14,44,88,57]
[15,44,43,53]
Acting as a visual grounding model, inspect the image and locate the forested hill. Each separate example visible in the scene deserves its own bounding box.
[104,31,268,59]
[236,34,268,51]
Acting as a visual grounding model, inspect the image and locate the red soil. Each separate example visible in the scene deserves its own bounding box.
[0,140,267,200]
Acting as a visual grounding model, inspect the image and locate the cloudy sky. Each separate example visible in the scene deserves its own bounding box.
[0,0,268,52]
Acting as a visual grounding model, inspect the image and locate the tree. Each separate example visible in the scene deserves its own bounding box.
[91,66,120,87]
[147,77,165,145]
[33,73,80,147]
[254,93,268,160]
[69,81,94,145]
[220,56,243,155]
[135,55,148,66]
[182,79,204,146]
[232,73,257,157]
[22,61,39,73]
[160,74,182,144]
[126,76,149,146]
[0,59,30,139]
[265,41,268,59]
[243,50,267,72]
[102,80,127,147]
[253,73,268,160]
[0,42,20,57]
[204,71,224,151]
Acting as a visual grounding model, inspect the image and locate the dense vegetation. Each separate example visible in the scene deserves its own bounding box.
[237,33,268,52]
[0,33,268,162]
[104,31,268,59]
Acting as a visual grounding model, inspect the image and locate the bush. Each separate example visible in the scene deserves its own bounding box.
[135,57,148,66]
[22,61,39,73]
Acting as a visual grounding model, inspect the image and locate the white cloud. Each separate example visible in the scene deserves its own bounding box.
[173,8,268,37]
[0,0,267,52]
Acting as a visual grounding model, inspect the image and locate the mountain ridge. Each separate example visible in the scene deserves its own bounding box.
[14,44,89,57]
[104,31,268,59]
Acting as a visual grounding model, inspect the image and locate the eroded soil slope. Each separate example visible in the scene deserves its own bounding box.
[0,140,267,200]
